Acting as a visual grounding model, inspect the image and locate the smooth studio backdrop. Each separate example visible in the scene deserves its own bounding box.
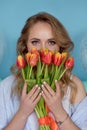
[0,0,87,81]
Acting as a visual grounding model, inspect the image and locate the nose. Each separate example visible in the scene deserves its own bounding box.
[41,42,46,49]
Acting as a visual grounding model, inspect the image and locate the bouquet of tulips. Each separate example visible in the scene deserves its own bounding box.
[16,48,74,130]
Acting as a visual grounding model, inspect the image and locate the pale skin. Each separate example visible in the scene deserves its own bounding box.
[4,22,86,130]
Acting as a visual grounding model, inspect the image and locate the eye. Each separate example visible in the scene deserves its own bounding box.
[48,40,56,45]
[31,40,39,45]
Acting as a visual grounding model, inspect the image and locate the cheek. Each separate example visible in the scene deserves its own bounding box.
[27,42,32,51]
[55,45,60,51]
[53,44,60,51]
[27,43,41,52]
[46,45,60,52]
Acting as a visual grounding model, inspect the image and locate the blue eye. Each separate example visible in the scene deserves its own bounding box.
[49,41,56,45]
[31,40,39,45]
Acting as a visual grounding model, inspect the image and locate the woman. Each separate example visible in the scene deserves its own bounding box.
[0,12,87,130]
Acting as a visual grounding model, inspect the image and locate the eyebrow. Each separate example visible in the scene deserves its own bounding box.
[30,37,55,40]
[48,38,55,41]
[29,38,40,41]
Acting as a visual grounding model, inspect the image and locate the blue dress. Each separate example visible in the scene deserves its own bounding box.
[0,75,87,130]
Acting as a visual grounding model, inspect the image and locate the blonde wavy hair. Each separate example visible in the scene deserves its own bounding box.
[11,12,77,103]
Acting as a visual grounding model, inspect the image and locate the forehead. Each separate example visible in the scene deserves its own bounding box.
[30,21,52,30]
[29,22,54,37]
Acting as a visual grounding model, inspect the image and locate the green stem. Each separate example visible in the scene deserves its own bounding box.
[22,68,25,80]
[44,64,48,79]
[28,66,32,79]
[58,68,67,81]
[27,64,30,79]
[41,63,45,74]
[51,66,58,90]
[35,106,40,118]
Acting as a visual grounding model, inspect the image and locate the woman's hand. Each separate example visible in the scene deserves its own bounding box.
[19,83,41,119]
[41,80,67,121]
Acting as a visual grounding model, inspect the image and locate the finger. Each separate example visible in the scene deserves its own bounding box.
[27,84,38,98]
[41,84,51,99]
[55,80,60,96]
[33,93,41,105]
[22,82,27,98]
[43,82,55,96]
[41,91,48,103]
[30,87,40,101]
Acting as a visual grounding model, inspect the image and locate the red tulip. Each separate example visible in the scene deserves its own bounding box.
[38,115,59,130]
[31,47,39,56]
[65,57,74,69]
[16,55,26,68]
[40,49,53,65]
[29,53,39,67]
[53,52,62,66]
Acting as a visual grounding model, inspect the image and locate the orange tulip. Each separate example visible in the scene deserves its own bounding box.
[25,48,39,67]
[25,52,31,63]
[38,115,59,130]
[61,52,68,61]
[40,49,53,65]
[29,53,39,67]
[16,55,26,68]
[65,57,74,69]
[31,47,39,56]
[53,52,62,66]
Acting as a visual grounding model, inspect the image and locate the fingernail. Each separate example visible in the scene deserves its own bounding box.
[41,91,43,94]
[41,85,44,88]
[43,81,46,85]
[38,87,41,90]
[35,84,38,88]
[55,80,57,83]
[39,93,42,96]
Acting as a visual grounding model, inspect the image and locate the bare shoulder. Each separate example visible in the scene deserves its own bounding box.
[72,75,86,103]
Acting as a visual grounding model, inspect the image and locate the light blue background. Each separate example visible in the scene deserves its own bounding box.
[0,0,87,80]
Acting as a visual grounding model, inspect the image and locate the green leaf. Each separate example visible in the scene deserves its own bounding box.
[25,79,36,86]
[41,78,50,84]
[44,64,48,79]
[36,58,42,77]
